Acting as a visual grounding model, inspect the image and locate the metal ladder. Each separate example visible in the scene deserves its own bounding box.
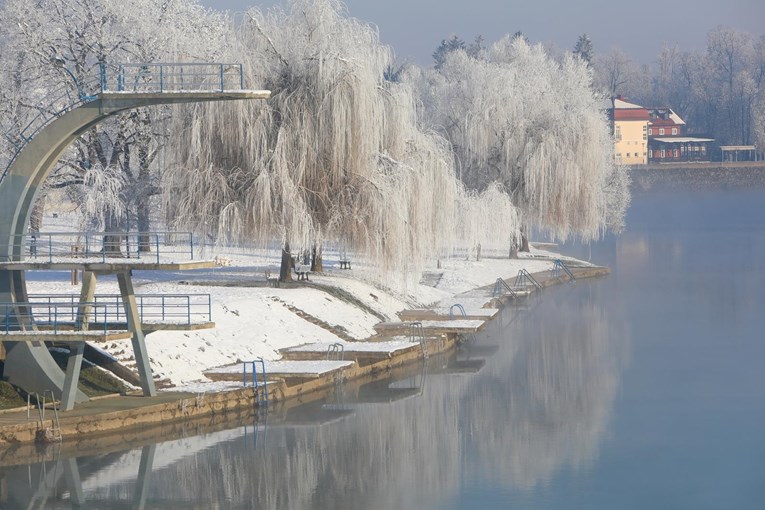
[551,259,576,282]
[242,359,269,407]
[492,277,519,298]
[515,268,543,291]
[448,303,467,319]
[34,390,62,443]
[326,342,345,360]
[409,322,428,359]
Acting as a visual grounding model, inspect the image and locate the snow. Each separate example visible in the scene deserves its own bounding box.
[284,339,418,354]
[21,243,584,389]
[207,360,355,376]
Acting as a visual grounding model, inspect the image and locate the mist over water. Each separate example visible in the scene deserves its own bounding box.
[2,189,764,508]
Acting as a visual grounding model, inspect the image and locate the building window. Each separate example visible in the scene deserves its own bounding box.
[660,149,665,158]
[648,128,653,136]
[649,150,653,158]
[659,128,665,135]
[615,126,621,141]
[672,127,678,135]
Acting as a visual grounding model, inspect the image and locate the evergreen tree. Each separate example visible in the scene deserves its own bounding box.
[433,35,466,70]
[573,33,594,64]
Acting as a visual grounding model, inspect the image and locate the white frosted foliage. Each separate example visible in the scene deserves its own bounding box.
[416,37,629,242]
[164,0,521,285]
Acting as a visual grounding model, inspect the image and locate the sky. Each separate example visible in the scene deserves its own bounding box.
[200,0,764,66]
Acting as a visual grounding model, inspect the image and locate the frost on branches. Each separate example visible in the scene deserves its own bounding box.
[414,36,629,244]
[164,0,520,285]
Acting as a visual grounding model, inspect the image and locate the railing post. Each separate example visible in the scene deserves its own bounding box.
[239,64,244,90]
[99,63,107,92]
[162,295,166,322]
[189,233,194,260]
[207,294,211,322]
[118,64,124,92]
[186,296,191,325]
[159,64,164,93]
[220,64,224,92]
[48,235,52,263]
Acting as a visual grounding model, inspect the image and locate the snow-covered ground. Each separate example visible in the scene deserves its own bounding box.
[26,199,590,389]
[23,248,581,388]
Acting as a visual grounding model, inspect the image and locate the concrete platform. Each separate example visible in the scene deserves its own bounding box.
[205,360,356,382]
[1,330,133,342]
[373,319,487,336]
[397,308,499,321]
[280,339,421,362]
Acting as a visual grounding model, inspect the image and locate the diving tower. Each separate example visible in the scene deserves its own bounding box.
[0,63,270,410]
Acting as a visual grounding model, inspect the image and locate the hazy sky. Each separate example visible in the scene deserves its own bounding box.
[200,0,764,66]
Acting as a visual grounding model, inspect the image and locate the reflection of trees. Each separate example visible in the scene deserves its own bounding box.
[463,294,625,489]
[3,287,625,509]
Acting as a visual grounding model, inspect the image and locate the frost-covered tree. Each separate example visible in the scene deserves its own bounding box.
[0,0,226,235]
[164,0,518,286]
[415,36,628,248]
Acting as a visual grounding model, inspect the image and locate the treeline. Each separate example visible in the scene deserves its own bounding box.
[0,0,628,285]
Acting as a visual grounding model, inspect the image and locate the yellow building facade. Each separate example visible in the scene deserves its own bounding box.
[612,97,649,165]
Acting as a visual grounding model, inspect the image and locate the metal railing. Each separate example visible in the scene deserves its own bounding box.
[492,277,519,298]
[1,301,111,335]
[514,269,542,291]
[102,63,245,93]
[448,304,467,319]
[6,231,194,264]
[2,62,247,186]
[27,293,212,325]
[409,322,428,359]
[242,358,269,407]
[551,259,576,282]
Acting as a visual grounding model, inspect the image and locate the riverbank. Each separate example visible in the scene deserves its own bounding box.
[629,162,765,192]
[0,247,608,448]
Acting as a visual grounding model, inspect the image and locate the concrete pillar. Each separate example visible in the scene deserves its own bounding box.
[77,271,97,331]
[60,342,85,411]
[117,271,156,396]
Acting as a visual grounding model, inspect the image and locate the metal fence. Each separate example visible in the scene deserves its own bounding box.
[7,231,194,264]
[1,301,111,335]
[26,293,212,325]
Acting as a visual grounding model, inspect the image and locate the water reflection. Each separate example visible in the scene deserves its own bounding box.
[0,280,623,509]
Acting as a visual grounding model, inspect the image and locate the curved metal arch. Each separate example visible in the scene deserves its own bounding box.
[0,90,269,402]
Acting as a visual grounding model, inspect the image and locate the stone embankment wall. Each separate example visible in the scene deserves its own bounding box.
[628,162,765,192]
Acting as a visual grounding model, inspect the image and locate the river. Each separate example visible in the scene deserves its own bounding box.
[2,189,764,509]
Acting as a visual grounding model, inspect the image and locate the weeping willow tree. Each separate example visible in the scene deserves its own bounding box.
[164,0,520,286]
[415,36,629,249]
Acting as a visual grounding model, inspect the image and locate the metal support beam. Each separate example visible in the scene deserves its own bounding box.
[61,342,85,411]
[117,271,156,396]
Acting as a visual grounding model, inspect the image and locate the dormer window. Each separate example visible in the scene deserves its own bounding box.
[672,127,677,135]
[659,128,665,135]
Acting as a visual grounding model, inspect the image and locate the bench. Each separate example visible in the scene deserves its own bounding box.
[294,263,310,281]
[339,259,352,269]
[265,270,279,288]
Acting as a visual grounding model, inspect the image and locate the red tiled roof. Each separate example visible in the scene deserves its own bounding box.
[614,109,650,121]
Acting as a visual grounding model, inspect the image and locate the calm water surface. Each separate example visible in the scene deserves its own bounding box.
[2,189,765,509]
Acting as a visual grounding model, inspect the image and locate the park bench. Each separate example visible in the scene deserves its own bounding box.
[294,263,310,281]
[264,270,279,288]
[339,259,352,269]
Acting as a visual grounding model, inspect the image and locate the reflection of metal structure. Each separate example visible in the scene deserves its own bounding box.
[0,62,270,409]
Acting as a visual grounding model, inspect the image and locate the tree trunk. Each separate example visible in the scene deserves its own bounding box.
[279,241,293,282]
[310,243,323,272]
[520,226,531,253]
[136,196,151,252]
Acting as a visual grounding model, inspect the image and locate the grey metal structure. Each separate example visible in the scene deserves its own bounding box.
[1,63,270,409]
